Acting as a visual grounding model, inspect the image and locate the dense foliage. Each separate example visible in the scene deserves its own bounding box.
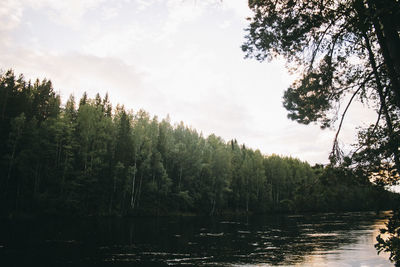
[376,210,400,266]
[242,0,400,264]
[242,0,400,181]
[0,70,398,217]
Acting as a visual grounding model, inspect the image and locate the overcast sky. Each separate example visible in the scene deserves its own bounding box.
[0,0,378,165]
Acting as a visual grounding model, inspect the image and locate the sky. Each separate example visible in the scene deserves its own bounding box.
[0,0,378,165]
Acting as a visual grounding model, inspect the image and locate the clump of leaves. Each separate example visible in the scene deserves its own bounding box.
[376,210,400,266]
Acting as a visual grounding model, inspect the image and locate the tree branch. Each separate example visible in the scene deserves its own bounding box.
[330,72,373,163]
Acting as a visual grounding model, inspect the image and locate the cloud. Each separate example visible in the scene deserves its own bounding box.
[272,124,334,163]
[170,91,252,139]
[82,22,149,59]
[156,0,203,44]
[0,45,146,105]
[155,0,232,44]
[0,0,23,32]
[220,0,252,19]
[100,5,120,20]
[24,0,107,27]
[133,0,157,11]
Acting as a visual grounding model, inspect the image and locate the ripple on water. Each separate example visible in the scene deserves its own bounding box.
[0,211,392,267]
[220,221,241,225]
[199,232,224,237]
[306,232,340,237]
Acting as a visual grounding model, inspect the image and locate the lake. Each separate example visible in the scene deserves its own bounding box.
[0,211,393,266]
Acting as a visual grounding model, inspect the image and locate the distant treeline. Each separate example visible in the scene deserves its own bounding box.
[0,70,398,217]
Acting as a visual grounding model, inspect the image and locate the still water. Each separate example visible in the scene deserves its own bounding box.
[0,211,393,266]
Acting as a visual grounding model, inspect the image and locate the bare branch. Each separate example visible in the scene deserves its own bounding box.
[330,71,373,163]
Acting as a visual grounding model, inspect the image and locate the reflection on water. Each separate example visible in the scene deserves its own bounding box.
[0,211,393,266]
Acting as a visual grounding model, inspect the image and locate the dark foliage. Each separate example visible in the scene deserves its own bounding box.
[0,70,398,217]
[376,210,400,266]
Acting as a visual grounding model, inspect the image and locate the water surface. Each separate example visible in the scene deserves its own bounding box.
[0,211,393,266]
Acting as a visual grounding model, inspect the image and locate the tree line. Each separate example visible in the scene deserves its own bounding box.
[0,70,398,217]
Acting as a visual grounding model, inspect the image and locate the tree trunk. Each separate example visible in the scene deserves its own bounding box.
[134,173,143,208]
[7,145,16,183]
[109,174,117,214]
[6,119,23,184]
[61,155,69,195]
[130,162,136,208]
[210,198,216,216]
[246,194,249,213]
[1,84,9,120]
[368,0,400,109]
[34,162,40,198]
[178,166,182,191]
[362,29,400,174]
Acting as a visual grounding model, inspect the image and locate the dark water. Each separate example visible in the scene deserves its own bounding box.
[0,211,393,266]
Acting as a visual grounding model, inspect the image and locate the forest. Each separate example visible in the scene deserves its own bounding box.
[0,70,398,217]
